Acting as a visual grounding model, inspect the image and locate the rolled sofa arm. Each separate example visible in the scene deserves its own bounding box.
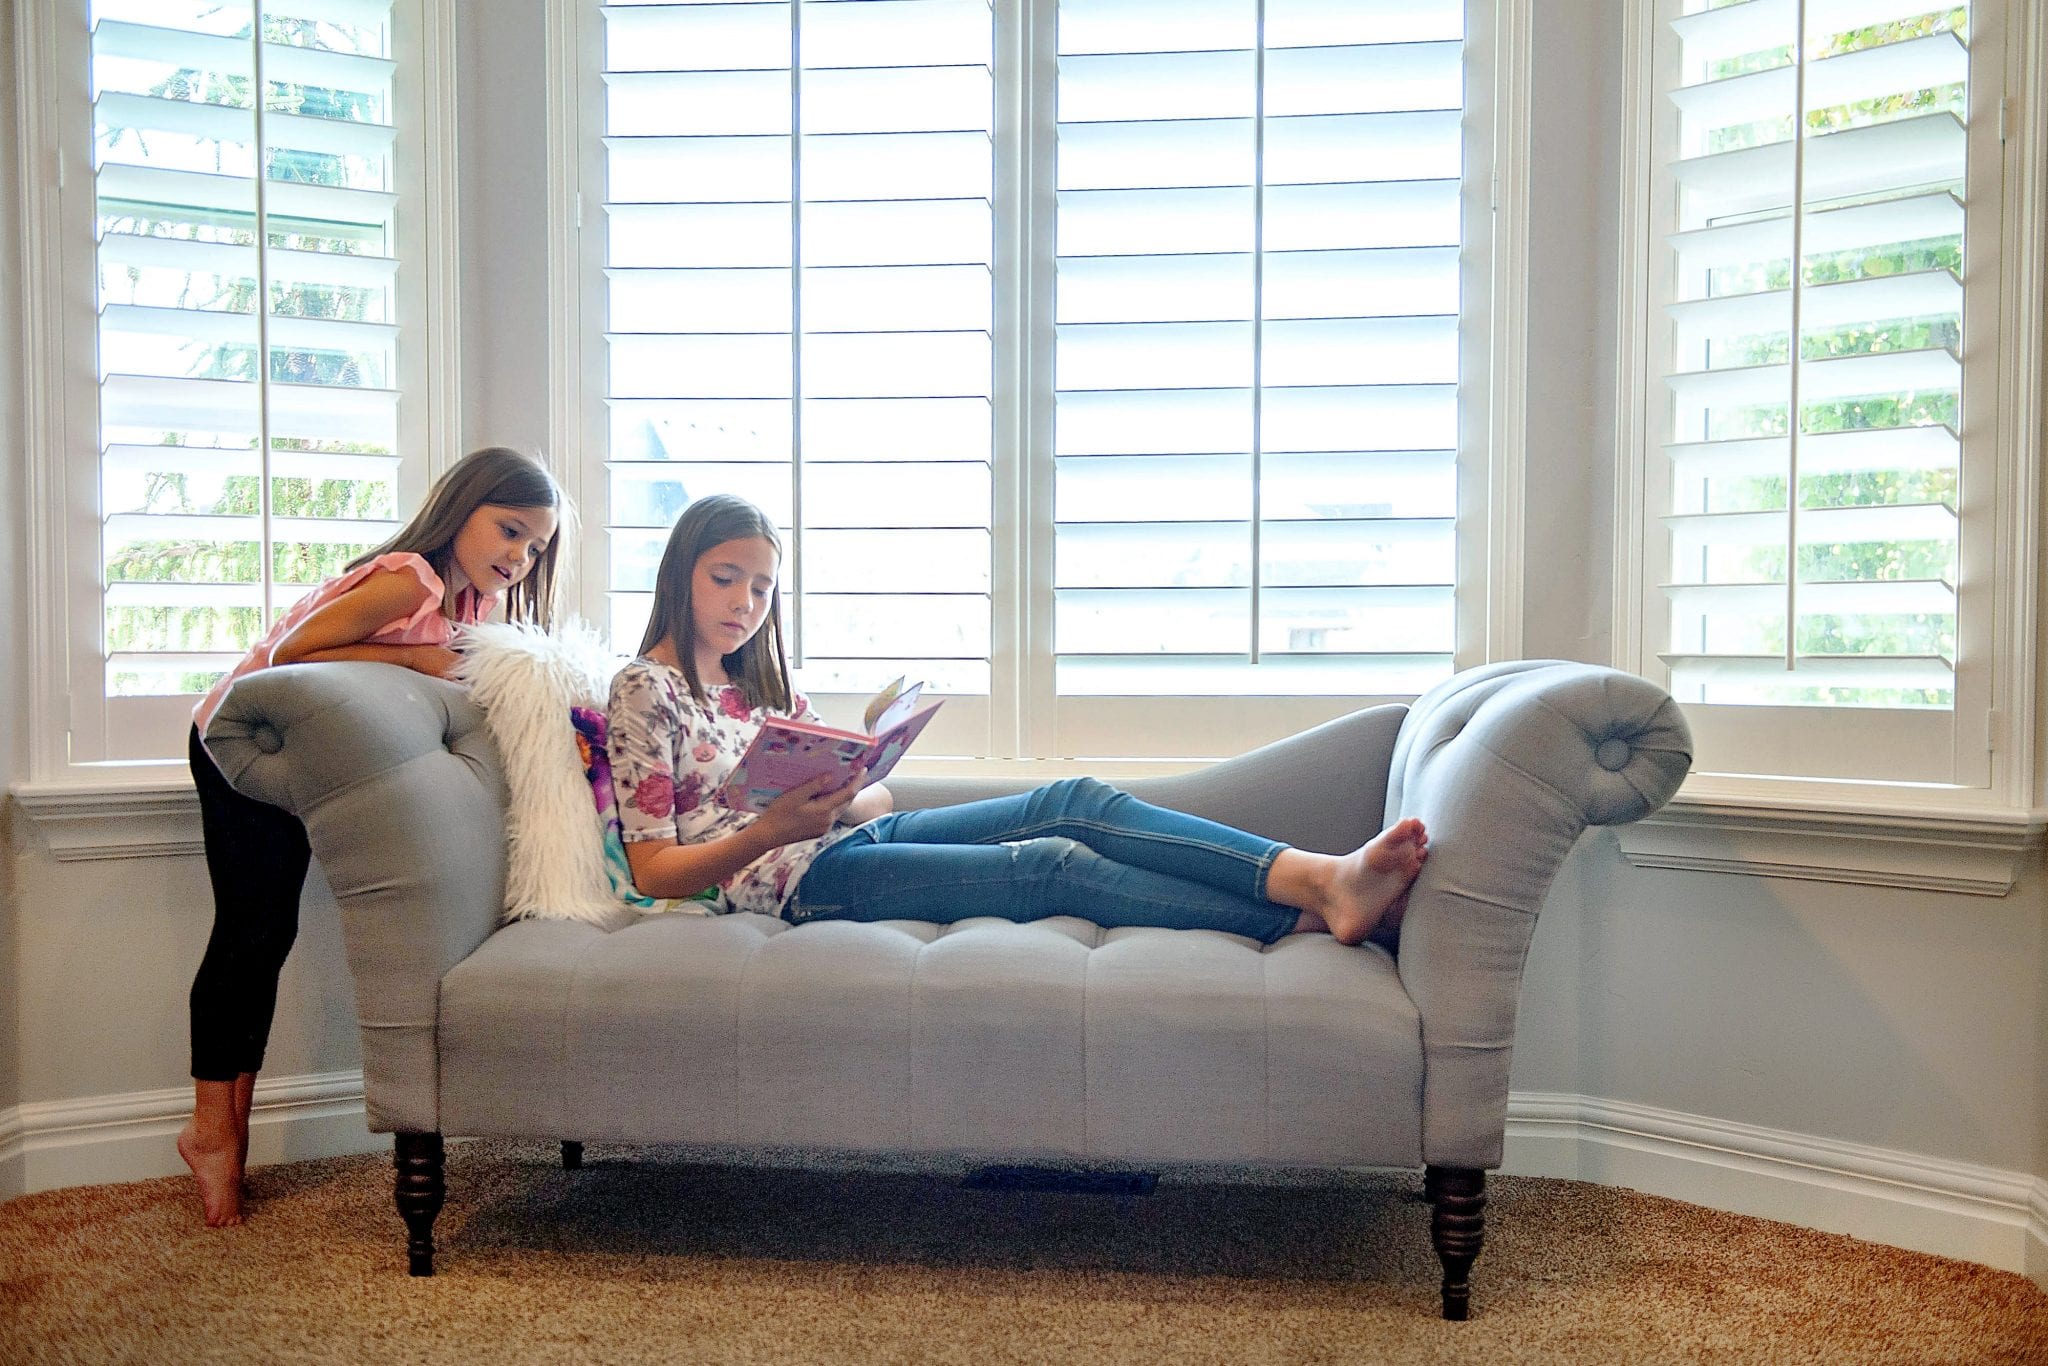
[204,662,508,1134]
[1388,660,1692,1169]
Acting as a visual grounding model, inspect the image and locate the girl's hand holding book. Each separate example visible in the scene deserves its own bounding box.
[753,767,866,845]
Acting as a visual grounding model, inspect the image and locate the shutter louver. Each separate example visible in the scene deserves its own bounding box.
[1052,0,1465,699]
[602,0,994,699]
[1659,0,1969,711]
[93,0,404,707]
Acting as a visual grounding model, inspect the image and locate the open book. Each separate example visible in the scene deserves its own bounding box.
[717,677,943,814]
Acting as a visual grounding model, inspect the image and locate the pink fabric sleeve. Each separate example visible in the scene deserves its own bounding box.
[342,552,456,645]
[194,551,454,730]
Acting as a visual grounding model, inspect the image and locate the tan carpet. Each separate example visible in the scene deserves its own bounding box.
[2,1140,2044,1364]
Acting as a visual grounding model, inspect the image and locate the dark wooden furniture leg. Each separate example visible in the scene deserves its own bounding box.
[561,1140,584,1170]
[394,1132,446,1277]
[1425,1165,1486,1320]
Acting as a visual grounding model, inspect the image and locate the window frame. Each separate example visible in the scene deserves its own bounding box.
[549,0,1533,767]
[12,0,464,787]
[1611,0,2048,880]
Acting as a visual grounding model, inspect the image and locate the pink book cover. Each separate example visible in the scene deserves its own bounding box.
[718,696,943,814]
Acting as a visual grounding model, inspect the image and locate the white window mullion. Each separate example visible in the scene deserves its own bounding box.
[1003,0,1058,762]
[1248,0,1265,666]
[790,0,806,668]
[252,18,280,631]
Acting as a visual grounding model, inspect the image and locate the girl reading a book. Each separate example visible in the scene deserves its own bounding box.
[607,495,1429,943]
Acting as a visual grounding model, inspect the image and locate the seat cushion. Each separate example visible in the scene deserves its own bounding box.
[437,914,1424,1168]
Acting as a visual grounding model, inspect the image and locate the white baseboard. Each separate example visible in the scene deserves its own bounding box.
[1505,1091,2048,1290]
[0,1070,383,1198]
[2030,1179,2048,1292]
[3,1077,2045,1293]
[0,1103,24,1202]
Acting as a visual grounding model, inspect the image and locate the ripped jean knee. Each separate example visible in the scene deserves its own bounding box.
[1001,833,1084,871]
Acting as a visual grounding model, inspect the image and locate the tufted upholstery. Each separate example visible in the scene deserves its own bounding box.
[208,658,1688,1174]
[437,912,1426,1165]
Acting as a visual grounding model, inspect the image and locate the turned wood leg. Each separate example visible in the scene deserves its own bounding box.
[1425,1165,1486,1321]
[561,1140,583,1170]
[394,1132,446,1277]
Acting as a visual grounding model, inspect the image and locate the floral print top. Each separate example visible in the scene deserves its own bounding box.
[606,656,853,918]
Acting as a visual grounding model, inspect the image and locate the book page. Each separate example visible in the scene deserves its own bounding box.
[860,698,942,786]
[866,679,925,736]
[861,676,904,732]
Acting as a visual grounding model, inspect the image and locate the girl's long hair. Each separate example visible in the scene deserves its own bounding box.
[347,446,567,627]
[639,494,792,713]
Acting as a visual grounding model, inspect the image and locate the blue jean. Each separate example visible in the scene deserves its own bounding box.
[788,777,1299,943]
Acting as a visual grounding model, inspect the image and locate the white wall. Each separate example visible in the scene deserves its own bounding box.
[1553,845,2045,1167]
[3,0,2044,1279]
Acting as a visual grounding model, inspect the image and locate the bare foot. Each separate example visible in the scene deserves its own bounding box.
[1319,817,1429,945]
[177,1118,246,1227]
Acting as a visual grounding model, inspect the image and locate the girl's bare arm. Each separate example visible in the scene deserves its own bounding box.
[271,569,460,677]
[839,782,893,826]
[622,770,862,900]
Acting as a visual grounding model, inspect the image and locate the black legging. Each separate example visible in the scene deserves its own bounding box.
[187,725,311,1081]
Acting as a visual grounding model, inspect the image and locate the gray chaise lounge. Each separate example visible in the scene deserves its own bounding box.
[206,657,1690,1318]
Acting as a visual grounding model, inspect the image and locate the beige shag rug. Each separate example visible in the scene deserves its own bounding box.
[3,1140,2044,1364]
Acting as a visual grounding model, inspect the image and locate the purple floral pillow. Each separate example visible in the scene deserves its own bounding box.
[570,706,713,909]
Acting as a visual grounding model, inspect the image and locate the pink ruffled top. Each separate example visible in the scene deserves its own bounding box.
[192,551,500,732]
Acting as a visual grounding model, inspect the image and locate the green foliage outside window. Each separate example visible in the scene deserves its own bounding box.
[1687,9,1968,706]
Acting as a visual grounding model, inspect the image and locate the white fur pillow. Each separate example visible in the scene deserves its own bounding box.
[452,618,632,927]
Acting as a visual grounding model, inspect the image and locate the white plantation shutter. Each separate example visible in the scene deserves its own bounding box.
[89,0,413,759]
[600,0,995,726]
[584,0,1490,758]
[1649,0,1988,783]
[1051,0,1465,701]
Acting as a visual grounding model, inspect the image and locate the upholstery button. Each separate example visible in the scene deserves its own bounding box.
[1594,738,1631,771]
[253,724,283,755]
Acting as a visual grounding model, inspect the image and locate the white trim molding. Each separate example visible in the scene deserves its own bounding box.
[1483,0,1532,666]
[1613,793,2048,895]
[1608,0,1655,674]
[543,0,582,488]
[4,1074,2044,1294]
[11,778,202,862]
[0,1071,380,1200]
[419,0,463,479]
[14,0,78,783]
[2031,1178,2048,1290]
[1505,1092,2048,1287]
[0,1105,25,1202]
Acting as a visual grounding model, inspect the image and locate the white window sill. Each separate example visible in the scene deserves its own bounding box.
[17,770,2047,898]
[1613,784,2048,897]
[11,776,201,863]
